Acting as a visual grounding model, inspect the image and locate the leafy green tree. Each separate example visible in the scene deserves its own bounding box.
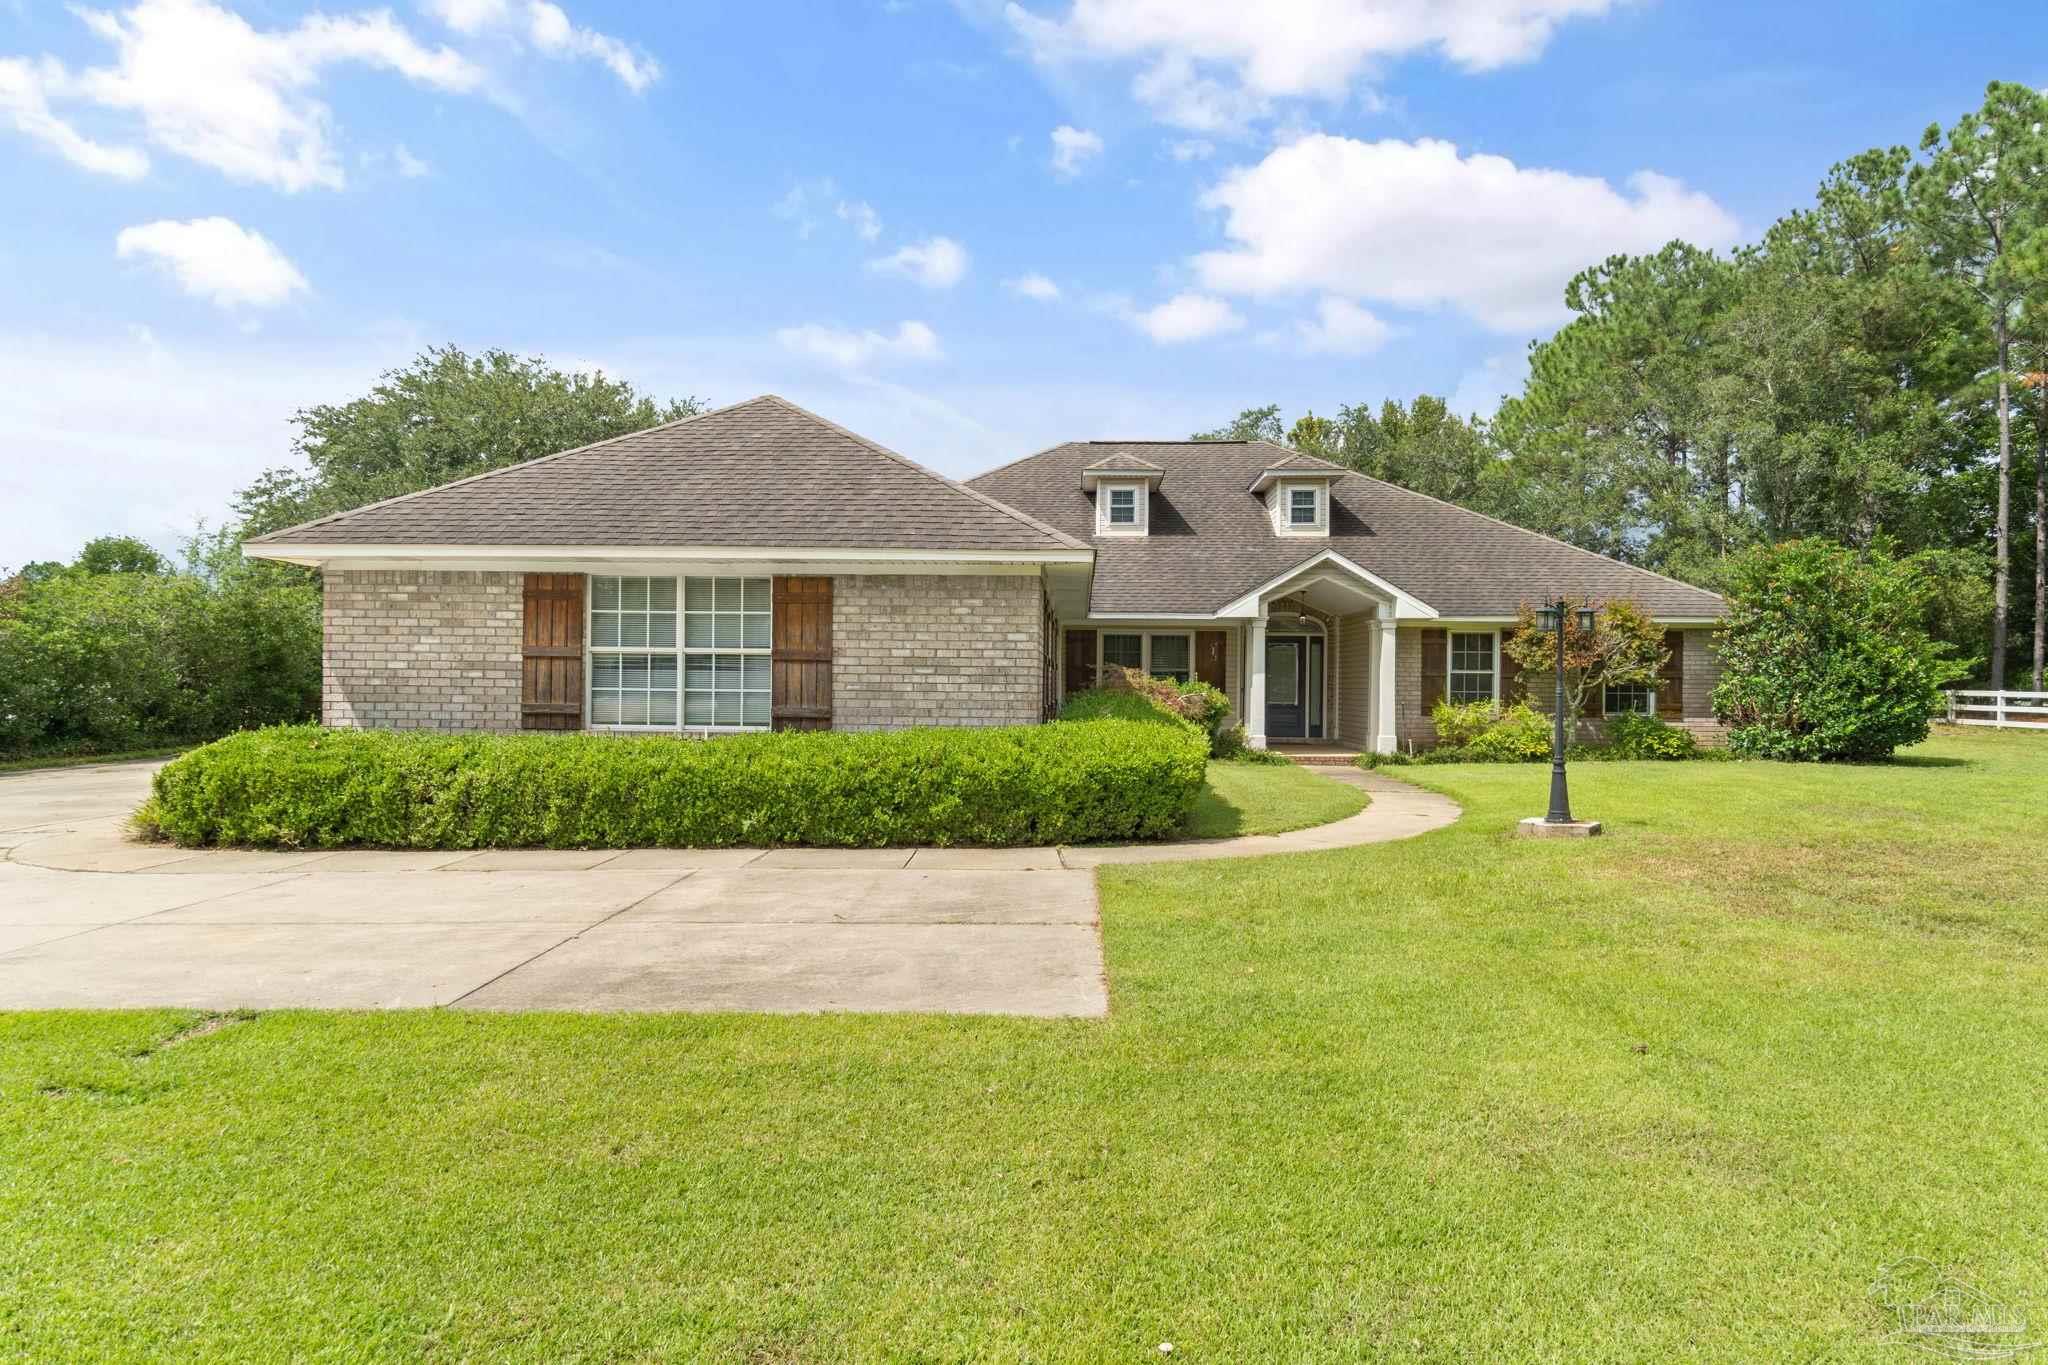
[1191,404,1285,444]
[1501,596,1667,722]
[1907,81,2048,688]
[1712,539,1968,760]
[237,346,701,537]
[1332,395,1505,507]
[1492,243,1750,571]
[74,535,168,575]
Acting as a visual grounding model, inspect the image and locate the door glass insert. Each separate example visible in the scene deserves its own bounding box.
[1307,638,1325,738]
[1268,639,1299,703]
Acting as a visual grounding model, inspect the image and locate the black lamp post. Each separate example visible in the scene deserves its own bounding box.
[1536,599,1597,825]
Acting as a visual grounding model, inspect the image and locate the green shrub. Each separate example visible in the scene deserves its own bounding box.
[1605,712,1698,760]
[143,720,1210,850]
[1429,699,1498,749]
[1057,686,1186,728]
[1456,702,1554,762]
[1713,538,1970,761]
[1062,672,1237,757]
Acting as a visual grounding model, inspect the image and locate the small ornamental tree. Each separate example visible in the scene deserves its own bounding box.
[1712,539,1968,761]
[1503,596,1667,721]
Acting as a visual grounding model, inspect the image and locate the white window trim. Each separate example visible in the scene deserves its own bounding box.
[1095,481,1148,537]
[586,574,775,735]
[1603,682,1658,716]
[1288,486,1319,527]
[1447,628,1500,705]
[1097,629,1196,683]
[1273,480,1328,537]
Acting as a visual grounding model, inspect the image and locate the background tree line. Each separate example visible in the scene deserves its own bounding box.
[0,348,699,759]
[1198,81,2046,689]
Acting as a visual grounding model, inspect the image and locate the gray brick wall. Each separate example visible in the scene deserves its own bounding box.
[324,570,522,731]
[834,573,1042,729]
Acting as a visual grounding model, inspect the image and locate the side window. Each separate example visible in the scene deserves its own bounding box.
[1448,631,1496,703]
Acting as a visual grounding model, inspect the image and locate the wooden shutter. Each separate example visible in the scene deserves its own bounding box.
[521,573,584,731]
[1194,630,1227,690]
[1420,628,1447,709]
[1657,629,1685,718]
[1064,629,1097,696]
[771,576,833,731]
[1498,629,1524,702]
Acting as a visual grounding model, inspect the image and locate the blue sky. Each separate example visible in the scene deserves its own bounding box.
[1,0,2037,564]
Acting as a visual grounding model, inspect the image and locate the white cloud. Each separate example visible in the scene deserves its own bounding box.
[115,216,308,309]
[1005,273,1062,301]
[426,0,659,90]
[1049,123,1102,177]
[2,0,483,193]
[1166,137,1214,162]
[836,199,883,242]
[775,320,942,370]
[867,235,970,289]
[1007,0,1618,130]
[1192,134,1739,331]
[393,143,430,177]
[0,56,150,178]
[1293,296,1393,354]
[1122,291,1243,343]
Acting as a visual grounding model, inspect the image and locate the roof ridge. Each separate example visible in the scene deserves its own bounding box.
[756,395,1087,550]
[1342,469,1725,602]
[965,439,1072,486]
[245,394,766,544]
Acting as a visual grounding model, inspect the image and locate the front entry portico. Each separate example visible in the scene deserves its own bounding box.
[1233,550,1437,755]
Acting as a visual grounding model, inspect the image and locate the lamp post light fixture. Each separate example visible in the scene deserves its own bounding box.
[1520,598,1603,839]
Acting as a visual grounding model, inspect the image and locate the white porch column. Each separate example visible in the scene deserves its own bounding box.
[1247,615,1268,750]
[1373,609,1398,754]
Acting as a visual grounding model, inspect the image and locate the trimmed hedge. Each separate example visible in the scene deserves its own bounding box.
[141,720,1209,850]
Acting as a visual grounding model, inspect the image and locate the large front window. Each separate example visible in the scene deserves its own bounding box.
[1604,682,1654,715]
[1097,631,1191,685]
[590,575,771,730]
[1448,631,1497,703]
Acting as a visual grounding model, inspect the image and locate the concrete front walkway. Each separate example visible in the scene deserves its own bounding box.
[0,760,1456,1016]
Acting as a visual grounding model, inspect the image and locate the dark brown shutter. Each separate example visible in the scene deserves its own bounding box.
[1582,672,1605,717]
[1420,628,1447,709]
[1064,629,1097,696]
[1657,629,1685,718]
[771,576,833,731]
[521,573,584,731]
[1498,629,1523,702]
[1194,630,1227,690]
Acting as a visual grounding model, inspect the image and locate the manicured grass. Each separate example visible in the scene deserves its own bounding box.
[0,744,190,775]
[1181,757,1368,838]
[3,727,2046,1359]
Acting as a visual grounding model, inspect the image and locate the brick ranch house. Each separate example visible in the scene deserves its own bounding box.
[245,394,1727,752]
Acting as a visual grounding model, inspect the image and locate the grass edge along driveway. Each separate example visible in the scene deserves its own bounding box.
[3,727,2045,1361]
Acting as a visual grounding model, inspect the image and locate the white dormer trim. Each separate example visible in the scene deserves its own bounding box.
[1267,480,1329,538]
[1096,481,1149,537]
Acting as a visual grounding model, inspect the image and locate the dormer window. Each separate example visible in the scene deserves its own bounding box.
[1289,487,1319,527]
[1083,454,1164,536]
[1108,487,1138,526]
[1247,459,1339,539]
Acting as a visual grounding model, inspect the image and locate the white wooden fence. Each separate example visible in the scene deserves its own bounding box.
[1945,689,2048,731]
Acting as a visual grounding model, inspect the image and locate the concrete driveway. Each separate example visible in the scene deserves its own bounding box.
[0,757,1453,1017]
[0,762,1105,1016]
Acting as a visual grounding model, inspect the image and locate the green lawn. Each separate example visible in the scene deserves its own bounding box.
[1181,757,1368,838]
[4,728,2046,1359]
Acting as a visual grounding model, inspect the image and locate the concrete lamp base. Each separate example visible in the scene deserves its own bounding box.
[1518,817,1603,839]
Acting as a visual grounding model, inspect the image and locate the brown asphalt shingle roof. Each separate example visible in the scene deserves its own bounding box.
[248,395,1085,553]
[967,440,1726,619]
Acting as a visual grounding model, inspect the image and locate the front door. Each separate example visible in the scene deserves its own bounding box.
[1265,637,1305,739]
